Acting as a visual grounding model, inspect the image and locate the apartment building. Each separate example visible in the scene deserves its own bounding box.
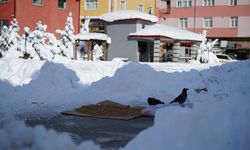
[0,0,80,35]
[156,0,250,59]
[80,0,156,33]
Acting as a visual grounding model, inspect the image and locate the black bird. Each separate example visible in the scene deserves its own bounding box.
[147,97,165,105]
[169,88,188,105]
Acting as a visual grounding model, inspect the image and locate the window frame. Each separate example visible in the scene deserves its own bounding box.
[203,17,213,28]
[230,17,238,28]
[58,0,67,9]
[203,0,214,6]
[177,0,192,8]
[229,0,237,6]
[0,0,8,3]
[179,18,188,29]
[32,0,43,6]
[85,0,98,10]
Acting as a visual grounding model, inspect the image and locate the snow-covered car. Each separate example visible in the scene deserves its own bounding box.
[215,54,238,64]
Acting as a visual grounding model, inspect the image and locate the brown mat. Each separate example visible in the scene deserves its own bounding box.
[62,100,143,120]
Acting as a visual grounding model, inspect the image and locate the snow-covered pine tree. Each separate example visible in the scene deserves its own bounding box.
[0,26,9,56]
[0,18,23,58]
[32,21,54,60]
[56,12,75,59]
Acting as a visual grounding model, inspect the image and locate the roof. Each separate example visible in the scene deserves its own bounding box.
[75,32,111,43]
[100,10,158,23]
[129,24,203,42]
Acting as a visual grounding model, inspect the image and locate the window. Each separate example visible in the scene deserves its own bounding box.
[203,17,213,28]
[58,0,67,9]
[177,0,192,7]
[203,0,214,6]
[85,0,98,10]
[138,4,144,12]
[0,0,8,3]
[120,0,126,10]
[0,20,9,34]
[230,17,238,28]
[32,0,43,5]
[179,18,188,28]
[229,0,237,6]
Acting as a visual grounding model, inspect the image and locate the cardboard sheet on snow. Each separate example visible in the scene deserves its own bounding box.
[62,100,143,120]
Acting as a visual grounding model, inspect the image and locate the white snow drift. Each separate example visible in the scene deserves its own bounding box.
[0,58,249,150]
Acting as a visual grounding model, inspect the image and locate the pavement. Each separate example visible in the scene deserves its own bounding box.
[26,114,154,150]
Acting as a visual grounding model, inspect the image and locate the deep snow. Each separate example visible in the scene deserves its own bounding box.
[0,58,250,150]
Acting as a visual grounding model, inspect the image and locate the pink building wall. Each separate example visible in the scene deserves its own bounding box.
[0,0,80,35]
[157,0,250,38]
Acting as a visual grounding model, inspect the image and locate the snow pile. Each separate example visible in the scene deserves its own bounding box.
[0,58,249,150]
[0,58,44,86]
[0,60,82,116]
[122,61,250,150]
[129,24,203,41]
[0,59,126,116]
[0,116,100,150]
[100,10,158,23]
[123,95,250,150]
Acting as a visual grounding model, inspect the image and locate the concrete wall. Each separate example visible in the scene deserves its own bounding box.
[238,16,250,37]
[106,21,139,61]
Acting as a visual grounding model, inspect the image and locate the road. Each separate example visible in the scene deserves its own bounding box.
[26,114,154,150]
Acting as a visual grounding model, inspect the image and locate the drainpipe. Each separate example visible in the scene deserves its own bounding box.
[193,0,196,32]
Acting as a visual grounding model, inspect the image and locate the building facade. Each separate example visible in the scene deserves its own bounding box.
[80,0,156,33]
[0,0,80,35]
[156,0,250,59]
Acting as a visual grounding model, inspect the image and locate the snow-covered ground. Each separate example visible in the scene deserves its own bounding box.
[0,58,250,150]
[0,58,216,117]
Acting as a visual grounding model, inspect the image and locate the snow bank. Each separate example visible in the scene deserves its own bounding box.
[129,24,203,41]
[123,97,250,150]
[122,61,250,150]
[0,116,100,150]
[0,58,44,86]
[0,58,249,150]
[100,10,158,23]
